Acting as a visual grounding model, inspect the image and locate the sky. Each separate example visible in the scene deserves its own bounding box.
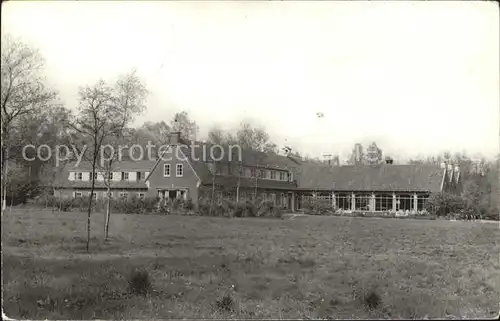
[2,1,499,162]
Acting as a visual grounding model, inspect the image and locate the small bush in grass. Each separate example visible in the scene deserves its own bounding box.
[216,294,234,312]
[128,269,151,296]
[363,290,382,310]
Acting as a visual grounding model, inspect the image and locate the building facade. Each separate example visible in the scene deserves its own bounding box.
[54,132,463,212]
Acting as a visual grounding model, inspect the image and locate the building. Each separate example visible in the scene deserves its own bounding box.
[54,132,463,212]
[294,161,461,212]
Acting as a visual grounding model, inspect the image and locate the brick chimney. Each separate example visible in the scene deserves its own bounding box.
[385,156,394,164]
[169,132,181,145]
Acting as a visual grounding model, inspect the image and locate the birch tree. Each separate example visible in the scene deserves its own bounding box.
[68,70,148,252]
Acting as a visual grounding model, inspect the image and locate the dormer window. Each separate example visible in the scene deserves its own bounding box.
[250,168,256,177]
[270,170,276,180]
[75,172,83,181]
[121,172,129,181]
[279,171,286,181]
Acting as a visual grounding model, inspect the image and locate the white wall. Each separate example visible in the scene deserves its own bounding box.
[113,172,121,182]
[129,172,137,181]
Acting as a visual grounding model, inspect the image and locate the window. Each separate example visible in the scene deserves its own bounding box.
[74,191,83,198]
[104,191,113,198]
[137,192,145,200]
[335,193,351,210]
[75,172,83,181]
[355,194,370,211]
[108,172,113,180]
[250,168,256,177]
[288,172,293,181]
[279,171,286,181]
[121,172,129,181]
[164,164,171,177]
[258,170,265,178]
[89,192,97,200]
[176,164,183,177]
[270,170,276,180]
[265,170,271,179]
[91,172,98,180]
[245,168,252,177]
[119,192,128,199]
[375,194,393,211]
[137,172,142,181]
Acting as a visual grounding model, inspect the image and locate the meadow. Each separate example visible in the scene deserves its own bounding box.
[2,208,499,319]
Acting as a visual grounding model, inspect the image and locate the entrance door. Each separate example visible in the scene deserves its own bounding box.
[168,190,176,200]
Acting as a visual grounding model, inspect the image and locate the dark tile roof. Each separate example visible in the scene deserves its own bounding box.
[54,181,148,189]
[53,161,154,189]
[201,175,297,190]
[176,139,300,186]
[62,160,155,171]
[296,164,445,192]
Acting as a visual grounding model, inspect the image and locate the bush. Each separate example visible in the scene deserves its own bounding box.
[195,196,284,219]
[127,269,151,296]
[257,200,284,218]
[425,193,465,217]
[302,197,335,215]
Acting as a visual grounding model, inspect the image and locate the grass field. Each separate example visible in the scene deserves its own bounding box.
[2,208,499,319]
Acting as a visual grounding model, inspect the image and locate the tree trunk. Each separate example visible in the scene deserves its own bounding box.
[2,148,8,212]
[209,174,216,216]
[236,163,241,203]
[86,155,98,253]
[104,161,113,241]
[104,186,111,241]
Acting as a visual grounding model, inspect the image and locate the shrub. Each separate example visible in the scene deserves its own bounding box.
[425,193,465,217]
[257,200,284,218]
[127,269,151,296]
[216,295,235,312]
[302,197,335,215]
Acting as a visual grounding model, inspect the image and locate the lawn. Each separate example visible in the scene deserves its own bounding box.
[2,208,499,319]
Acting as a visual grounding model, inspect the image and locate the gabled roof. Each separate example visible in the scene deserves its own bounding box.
[296,164,445,192]
[145,139,300,185]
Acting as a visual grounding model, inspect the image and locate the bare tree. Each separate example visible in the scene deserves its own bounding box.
[68,70,148,252]
[236,121,278,153]
[1,35,57,211]
[170,111,199,141]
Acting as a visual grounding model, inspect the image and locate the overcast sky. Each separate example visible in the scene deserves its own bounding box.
[2,1,499,161]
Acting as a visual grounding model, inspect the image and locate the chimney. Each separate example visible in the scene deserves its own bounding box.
[385,156,393,164]
[447,164,453,171]
[440,162,447,169]
[333,155,340,166]
[169,132,181,145]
